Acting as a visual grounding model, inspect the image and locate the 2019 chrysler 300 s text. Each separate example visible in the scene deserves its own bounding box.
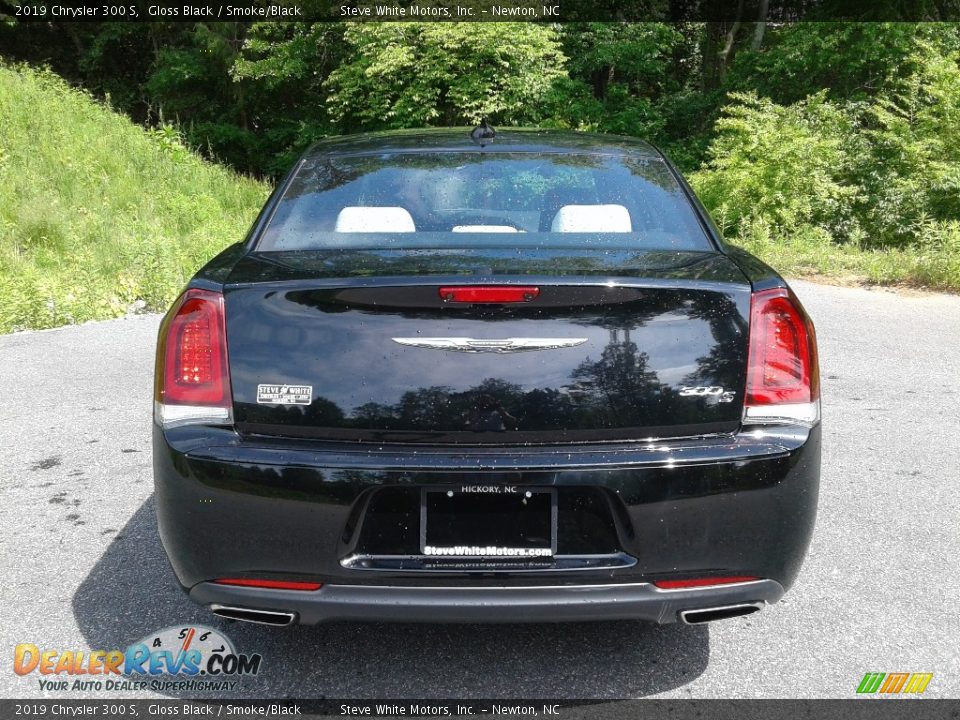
[153,128,820,626]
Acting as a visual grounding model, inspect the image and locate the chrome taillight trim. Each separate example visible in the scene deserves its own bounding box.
[743,399,820,426]
[155,401,233,429]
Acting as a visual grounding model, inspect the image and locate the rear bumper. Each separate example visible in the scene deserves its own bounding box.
[190,578,785,625]
[154,423,819,623]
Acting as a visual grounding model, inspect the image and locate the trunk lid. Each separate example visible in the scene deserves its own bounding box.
[223,249,750,444]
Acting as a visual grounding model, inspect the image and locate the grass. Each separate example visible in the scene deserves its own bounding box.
[729,218,960,292]
[0,64,268,333]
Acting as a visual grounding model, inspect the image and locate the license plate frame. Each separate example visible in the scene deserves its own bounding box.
[420,486,557,558]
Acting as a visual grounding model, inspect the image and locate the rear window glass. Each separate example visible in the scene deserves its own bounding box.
[256,152,710,251]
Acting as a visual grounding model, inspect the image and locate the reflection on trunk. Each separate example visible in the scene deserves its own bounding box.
[239,320,743,436]
[571,328,666,427]
[225,249,751,443]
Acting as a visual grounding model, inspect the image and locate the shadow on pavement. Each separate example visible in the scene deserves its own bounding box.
[73,497,709,698]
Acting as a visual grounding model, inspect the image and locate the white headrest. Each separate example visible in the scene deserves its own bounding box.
[550,204,632,233]
[452,225,520,233]
[335,207,415,233]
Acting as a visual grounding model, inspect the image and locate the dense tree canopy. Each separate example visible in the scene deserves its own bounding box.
[324,23,567,128]
[2,20,959,277]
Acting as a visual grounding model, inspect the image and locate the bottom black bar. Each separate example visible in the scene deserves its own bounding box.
[1,699,957,720]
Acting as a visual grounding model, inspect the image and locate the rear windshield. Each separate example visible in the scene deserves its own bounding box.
[256,152,710,251]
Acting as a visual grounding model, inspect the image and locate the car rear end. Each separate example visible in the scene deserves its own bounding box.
[153,130,819,626]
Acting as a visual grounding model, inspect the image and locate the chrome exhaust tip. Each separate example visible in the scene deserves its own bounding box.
[210,604,296,627]
[679,602,764,625]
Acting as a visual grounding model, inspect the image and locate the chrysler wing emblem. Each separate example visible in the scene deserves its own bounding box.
[391,337,588,354]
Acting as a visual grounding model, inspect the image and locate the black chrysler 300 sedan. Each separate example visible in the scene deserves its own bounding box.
[154,128,819,626]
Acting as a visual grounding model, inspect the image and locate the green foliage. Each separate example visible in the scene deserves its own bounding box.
[725,23,935,104]
[0,63,268,332]
[233,21,347,88]
[560,22,690,98]
[324,23,567,129]
[143,23,266,170]
[691,37,960,290]
[546,23,699,150]
[691,91,864,242]
[862,40,960,245]
[231,22,348,172]
[654,88,723,171]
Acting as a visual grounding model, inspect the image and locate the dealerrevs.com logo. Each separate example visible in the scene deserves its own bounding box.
[13,625,262,692]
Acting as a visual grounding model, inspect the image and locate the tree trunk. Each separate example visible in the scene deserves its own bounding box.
[751,0,770,51]
[231,23,249,131]
[700,23,724,91]
[718,0,745,72]
[591,66,614,100]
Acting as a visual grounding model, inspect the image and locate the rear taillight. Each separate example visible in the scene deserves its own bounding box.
[154,288,232,428]
[743,287,819,425]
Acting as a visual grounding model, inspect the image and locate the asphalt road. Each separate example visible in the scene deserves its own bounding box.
[1,280,959,701]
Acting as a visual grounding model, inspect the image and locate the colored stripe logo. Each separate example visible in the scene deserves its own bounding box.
[857,672,933,694]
